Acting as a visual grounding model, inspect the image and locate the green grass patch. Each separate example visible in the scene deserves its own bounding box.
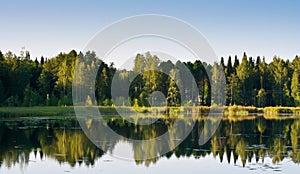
[0,106,75,117]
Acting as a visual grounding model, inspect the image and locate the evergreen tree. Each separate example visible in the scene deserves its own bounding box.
[40,56,45,65]
[236,53,251,105]
[220,57,226,72]
[226,56,233,77]
[225,56,234,105]
[233,55,240,73]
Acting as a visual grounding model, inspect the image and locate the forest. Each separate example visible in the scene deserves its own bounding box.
[0,49,300,107]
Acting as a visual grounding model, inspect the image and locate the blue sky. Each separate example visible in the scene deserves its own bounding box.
[0,0,299,62]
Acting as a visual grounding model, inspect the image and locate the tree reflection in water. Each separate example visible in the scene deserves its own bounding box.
[0,116,299,168]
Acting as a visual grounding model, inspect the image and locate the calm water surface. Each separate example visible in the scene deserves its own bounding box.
[0,116,299,173]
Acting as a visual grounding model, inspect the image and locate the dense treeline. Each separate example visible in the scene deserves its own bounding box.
[0,49,299,107]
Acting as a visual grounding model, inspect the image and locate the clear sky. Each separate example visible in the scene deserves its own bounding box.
[0,0,299,62]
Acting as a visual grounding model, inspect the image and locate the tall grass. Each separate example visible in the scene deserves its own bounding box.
[224,105,258,117]
[263,107,300,117]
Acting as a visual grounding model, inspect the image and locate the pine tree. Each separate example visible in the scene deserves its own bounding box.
[233,55,239,74]
[220,57,226,73]
[40,56,45,65]
[225,56,234,105]
[236,53,250,105]
[226,56,233,77]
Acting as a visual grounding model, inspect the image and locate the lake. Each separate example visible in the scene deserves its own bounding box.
[0,115,299,173]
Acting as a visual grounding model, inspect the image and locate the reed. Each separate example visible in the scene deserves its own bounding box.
[263,107,300,116]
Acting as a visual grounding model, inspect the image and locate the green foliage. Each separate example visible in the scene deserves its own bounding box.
[167,69,180,106]
[0,80,5,105]
[291,57,300,106]
[257,88,267,107]
[5,95,21,107]
[0,49,300,108]
[236,53,251,105]
[23,85,43,106]
[141,52,160,102]
[211,62,226,105]
[291,71,300,106]
[59,95,72,106]
[50,93,59,106]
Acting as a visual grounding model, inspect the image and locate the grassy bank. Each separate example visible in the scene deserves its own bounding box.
[0,106,126,117]
[263,107,300,118]
[0,106,75,117]
[0,106,300,117]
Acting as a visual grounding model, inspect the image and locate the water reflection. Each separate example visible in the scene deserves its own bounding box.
[0,116,299,170]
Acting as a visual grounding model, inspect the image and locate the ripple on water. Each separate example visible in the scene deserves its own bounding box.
[192,148,210,152]
[18,126,28,129]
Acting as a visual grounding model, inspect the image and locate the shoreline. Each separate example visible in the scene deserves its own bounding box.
[0,106,300,118]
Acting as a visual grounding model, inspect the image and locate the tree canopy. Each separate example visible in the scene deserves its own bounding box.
[0,49,299,107]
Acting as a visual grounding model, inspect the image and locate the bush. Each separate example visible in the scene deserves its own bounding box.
[5,95,21,107]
